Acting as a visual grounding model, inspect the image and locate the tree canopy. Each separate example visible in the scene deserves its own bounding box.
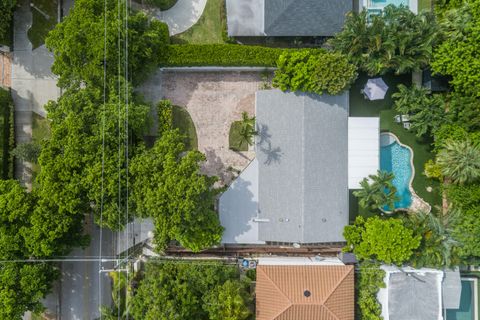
[0,180,58,319]
[343,216,421,264]
[272,49,357,95]
[353,170,399,213]
[130,130,223,252]
[45,0,169,89]
[330,5,439,75]
[432,1,480,97]
[0,0,16,42]
[130,262,250,320]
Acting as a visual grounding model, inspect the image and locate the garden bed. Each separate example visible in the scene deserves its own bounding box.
[228,121,248,152]
[172,105,198,150]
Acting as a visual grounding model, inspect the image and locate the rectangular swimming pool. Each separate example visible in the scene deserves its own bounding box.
[446,278,478,320]
[369,0,409,7]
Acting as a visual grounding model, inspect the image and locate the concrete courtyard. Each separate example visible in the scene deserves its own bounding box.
[138,70,264,185]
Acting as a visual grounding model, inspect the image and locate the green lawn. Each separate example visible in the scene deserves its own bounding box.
[27,0,58,49]
[171,0,226,44]
[31,113,50,179]
[350,72,441,208]
[418,0,432,12]
[172,105,198,150]
[380,110,442,207]
[229,121,248,152]
[349,72,412,117]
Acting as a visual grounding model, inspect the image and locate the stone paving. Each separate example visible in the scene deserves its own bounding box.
[138,70,264,185]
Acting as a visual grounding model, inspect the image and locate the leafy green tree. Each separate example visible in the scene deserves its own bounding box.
[0,180,58,319]
[45,0,169,89]
[272,49,357,95]
[330,5,439,75]
[432,1,480,97]
[203,280,252,320]
[130,262,241,320]
[354,170,399,212]
[393,84,447,137]
[130,130,223,252]
[0,0,16,42]
[12,142,41,163]
[343,216,421,264]
[437,139,480,185]
[451,208,480,259]
[404,209,461,268]
[356,261,385,320]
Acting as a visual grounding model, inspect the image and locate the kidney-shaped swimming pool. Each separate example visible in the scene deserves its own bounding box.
[380,133,413,210]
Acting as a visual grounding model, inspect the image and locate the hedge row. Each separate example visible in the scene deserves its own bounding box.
[0,88,14,179]
[161,44,285,67]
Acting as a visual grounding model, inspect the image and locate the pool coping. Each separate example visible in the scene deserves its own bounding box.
[460,277,479,320]
[380,132,431,213]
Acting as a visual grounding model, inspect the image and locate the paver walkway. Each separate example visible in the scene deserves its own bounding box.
[11,0,60,188]
[138,70,260,185]
[132,0,207,35]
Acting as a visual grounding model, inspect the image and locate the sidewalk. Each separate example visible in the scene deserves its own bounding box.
[11,0,60,188]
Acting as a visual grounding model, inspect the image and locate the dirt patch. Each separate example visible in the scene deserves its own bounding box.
[161,71,263,185]
[0,53,11,88]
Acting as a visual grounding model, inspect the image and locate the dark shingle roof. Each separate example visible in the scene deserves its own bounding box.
[264,0,352,36]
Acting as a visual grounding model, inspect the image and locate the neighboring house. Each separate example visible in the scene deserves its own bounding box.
[255,256,354,320]
[377,266,466,320]
[219,90,379,245]
[226,0,352,37]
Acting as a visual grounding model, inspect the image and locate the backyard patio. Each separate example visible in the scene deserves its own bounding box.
[350,72,442,210]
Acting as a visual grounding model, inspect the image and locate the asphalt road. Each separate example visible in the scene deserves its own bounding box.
[60,216,114,320]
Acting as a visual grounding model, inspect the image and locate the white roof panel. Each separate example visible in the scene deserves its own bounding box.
[348,117,380,189]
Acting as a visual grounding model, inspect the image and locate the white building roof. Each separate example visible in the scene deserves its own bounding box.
[219,159,265,244]
[348,117,380,189]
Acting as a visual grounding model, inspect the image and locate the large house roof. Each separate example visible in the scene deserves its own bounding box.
[256,264,355,320]
[255,90,349,243]
[226,0,352,37]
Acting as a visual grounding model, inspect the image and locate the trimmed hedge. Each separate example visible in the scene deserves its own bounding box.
[161,44,285,67]
[0,88,14,179]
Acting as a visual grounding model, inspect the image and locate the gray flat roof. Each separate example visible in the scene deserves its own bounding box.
[388,273,440,320]
[255,90,349,243]
[227,0,352,37]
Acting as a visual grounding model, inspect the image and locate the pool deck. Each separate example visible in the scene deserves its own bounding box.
[381,132,431,213]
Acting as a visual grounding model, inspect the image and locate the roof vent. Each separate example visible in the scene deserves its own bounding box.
[304,290,311,297]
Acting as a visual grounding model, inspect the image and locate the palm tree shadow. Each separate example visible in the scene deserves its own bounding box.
[256,123,282,165]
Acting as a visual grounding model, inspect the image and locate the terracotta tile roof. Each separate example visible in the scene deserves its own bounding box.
[256,265,354,320]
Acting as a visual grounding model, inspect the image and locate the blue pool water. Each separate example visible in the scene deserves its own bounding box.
[446,280,476,320]
[370,0,409,8]
[380,134,413,210]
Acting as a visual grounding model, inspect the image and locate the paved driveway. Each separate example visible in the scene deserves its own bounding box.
[138,70,261,185]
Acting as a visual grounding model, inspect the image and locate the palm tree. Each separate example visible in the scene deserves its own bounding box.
[353,170,399,212]
[437,140,480,184]
[405,207,461,268]
[237,112,257,149]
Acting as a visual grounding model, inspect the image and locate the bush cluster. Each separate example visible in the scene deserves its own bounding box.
[162,44,284,67]
[0,88,14,179]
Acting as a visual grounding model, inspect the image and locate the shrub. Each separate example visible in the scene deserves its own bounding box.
[272,49,357,95]
[356,261,385,320]
[162,44,285,67]
[157,99,173,136]
[343,216,421,264]
[424,159,442,180]
[0,88,14,179]
[12,142,41,163]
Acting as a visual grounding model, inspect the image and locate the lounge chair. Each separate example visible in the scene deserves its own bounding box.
[403,122,411,130]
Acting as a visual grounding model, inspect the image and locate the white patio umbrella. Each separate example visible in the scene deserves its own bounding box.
[363,78,389,100]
